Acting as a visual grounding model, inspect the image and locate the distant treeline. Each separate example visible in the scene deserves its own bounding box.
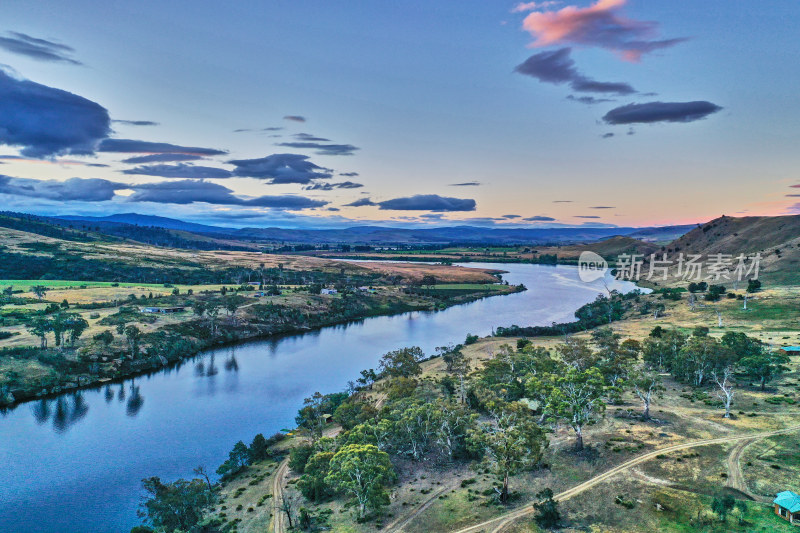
[0,247,382,286]
[319,253,561,265]
[0,213,96,242]
[62,223,257,252]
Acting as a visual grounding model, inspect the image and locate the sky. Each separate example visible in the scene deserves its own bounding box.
[0,0,799,229]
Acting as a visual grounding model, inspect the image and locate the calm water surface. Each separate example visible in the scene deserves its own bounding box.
[0,263,639,532]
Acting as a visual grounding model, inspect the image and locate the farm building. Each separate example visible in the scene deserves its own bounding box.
[774,491,800,524]
[780,346,800,354]
[320,288,337,295]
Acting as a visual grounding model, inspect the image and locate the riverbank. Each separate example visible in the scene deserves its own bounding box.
[0,263,641,533]
[0,283,523,408]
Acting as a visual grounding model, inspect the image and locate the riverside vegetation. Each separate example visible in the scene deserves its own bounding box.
[0,218,520,407]
[132,275,800,533]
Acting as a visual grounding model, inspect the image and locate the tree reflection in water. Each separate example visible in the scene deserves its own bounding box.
[125,382,144,417]
[205,355,218,376]
[49,394,89,433]
[224,355,238,372]
[31,399,50,425]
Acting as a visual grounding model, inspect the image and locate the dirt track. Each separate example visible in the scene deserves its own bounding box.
[386,482,456,532]
[725,437,761,500]
[447,424,800,533]
[270,458,290,533]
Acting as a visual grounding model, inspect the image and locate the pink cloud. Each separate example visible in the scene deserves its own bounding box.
[521,0,685,62]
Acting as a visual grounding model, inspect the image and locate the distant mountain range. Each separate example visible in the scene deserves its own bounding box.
[50,212,697,245]
[56,213,228,234]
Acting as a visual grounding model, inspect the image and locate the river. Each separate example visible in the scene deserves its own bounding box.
[0,263,640,533]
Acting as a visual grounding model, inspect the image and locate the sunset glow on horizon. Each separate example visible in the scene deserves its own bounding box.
[1,1,799,229]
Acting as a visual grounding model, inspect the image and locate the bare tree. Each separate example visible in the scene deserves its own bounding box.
[629,367,664,420]
[193,465,213,492]
[277,491,296,529]
[712,366,735,418]
[206,302,221,336]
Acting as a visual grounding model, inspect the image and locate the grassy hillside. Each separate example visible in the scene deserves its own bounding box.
[650,215,800,286]
[0,225,499,285]
[668,215,800,255]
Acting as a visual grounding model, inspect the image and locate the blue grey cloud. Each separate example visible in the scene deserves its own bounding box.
[0,154,107,167]
[294,133,330,142]
[0,32,81,65]
[98,139,227,155]
[233,126,283,133]
[127,179,326,209]
[304,181,363,191]
[567,95,614,105]
[515,48,635,96]
[0,175,122,201]
[121,163,233,179]
[228,153,333,184]
[602,101,723,124]
[112,119,159,126]
[276,141,359,156]
[283,115,306,122]
[377,194,476,212]
[344,198,376,207]
[524,215,556,221]
[449,181,481,187]
[339,172,359,177]
[0,69,110,157]
[121,153,204,164]
[0,175,326,209]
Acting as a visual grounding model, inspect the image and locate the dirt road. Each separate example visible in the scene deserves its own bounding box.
[447,424,800,533]
[724,437,761,500]
[270,458,290,533]
[386,482,457,532]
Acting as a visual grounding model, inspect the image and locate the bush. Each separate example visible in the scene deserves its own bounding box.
[747,279,762,293]
[614,494,636,509]
[289,444,315,474]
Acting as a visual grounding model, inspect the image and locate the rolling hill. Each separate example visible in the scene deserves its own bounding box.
[659,214,800,284]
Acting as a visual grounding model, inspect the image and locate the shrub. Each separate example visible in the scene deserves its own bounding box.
[289,444,315,474]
